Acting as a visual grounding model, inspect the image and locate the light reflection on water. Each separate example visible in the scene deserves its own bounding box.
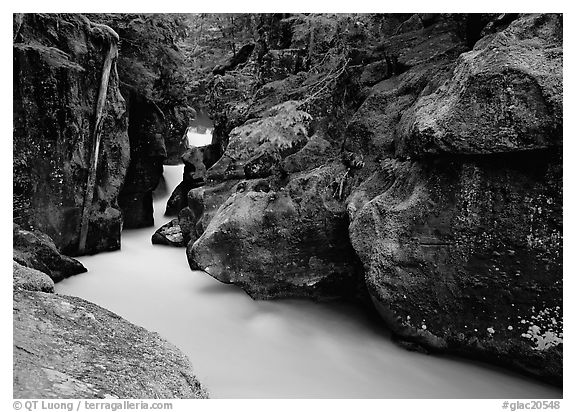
[55,165,561,399]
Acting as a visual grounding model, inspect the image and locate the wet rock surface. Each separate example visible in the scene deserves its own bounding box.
[397,14,562,157]
[165,145,219,217]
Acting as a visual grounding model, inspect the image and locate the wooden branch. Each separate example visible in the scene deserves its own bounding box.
[78,32,118,254]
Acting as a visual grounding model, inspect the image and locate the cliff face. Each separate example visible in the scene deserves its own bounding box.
[348,13,562,384]
[13,13,129,256]
[118,91,167,228]
[176,13,562,383]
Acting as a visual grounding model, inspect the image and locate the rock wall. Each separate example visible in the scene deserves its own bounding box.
[165,13,562,384]
[118,90,167,228]
[348,14,563,384]
[13,13,129,256]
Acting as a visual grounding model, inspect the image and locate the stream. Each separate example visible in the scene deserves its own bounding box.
[55,162,561,399]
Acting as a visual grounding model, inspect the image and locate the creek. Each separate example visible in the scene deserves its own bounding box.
[55,162,561,399]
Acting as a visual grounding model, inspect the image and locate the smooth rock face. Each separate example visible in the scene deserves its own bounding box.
[397,14,562,157]
[13,14,130,256]
[189,164,362,299]
[13,225,87,283]
[13,289,208,399]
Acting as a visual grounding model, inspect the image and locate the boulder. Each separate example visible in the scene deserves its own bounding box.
[13,261,54,293]
[282,133,335,174]
[179,179,240,244]
[398,14,563,157]
[359,59,391,86]
[163,106,194,165]
[165,146,209,216]
[13,289,208,398]
[188,163,362,299]
[13,225,86,283]
[345,59,457,156]
[152,218,186,247]
[13,13,130,256]
[348,149,562,385]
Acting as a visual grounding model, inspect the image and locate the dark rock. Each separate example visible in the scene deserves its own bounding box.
[165,181,189,217]
[13,261,54,293]
[244,151,279,179]
[359,59,391,86]
[165,145,218,216]
[395,14,424,34]
[398,14,563,157]
[348,151,562,385]
[189,163,362,299]
[152,218,186,247]
[374,15,466,69]
[13,225,87,283]
[118,91,167,228]
[164,106,194,165]
[13,289,208,398]
[213,43,255,75]
[180,180,240,243]
[182,146,208,185]
[13,14,129,256]
[345,59,457,157]
[282,134,335,174]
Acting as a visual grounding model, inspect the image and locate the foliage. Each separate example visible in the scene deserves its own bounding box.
[227,101,312,159]
[87,13,190,107]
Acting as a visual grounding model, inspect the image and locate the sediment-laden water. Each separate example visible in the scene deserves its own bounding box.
[55,165,561,399]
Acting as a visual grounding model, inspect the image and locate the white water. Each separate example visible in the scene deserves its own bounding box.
[55,165,561,399]
[187,126,213,147]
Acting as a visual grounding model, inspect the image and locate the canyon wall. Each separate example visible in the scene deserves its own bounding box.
[13,13,130,255]
[173,13,562,384]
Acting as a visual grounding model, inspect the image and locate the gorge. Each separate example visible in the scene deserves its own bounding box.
[13,12,563,399]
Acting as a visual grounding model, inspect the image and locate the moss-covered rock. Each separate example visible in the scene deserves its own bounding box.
[348,151,562,384]
[189,163,362,299]
[13,13,129,256]
[397,14,562,157]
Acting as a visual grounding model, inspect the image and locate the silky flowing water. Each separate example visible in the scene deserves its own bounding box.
[55,162,561,399]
